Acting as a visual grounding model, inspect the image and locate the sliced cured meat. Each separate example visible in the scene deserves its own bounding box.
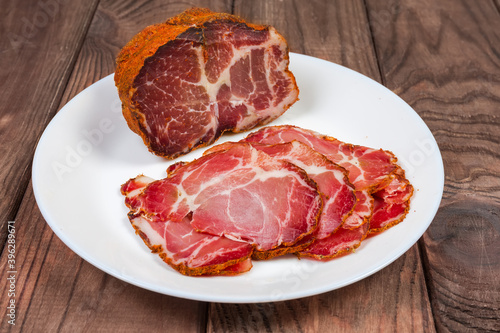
[242,125,397,189]
[370,172,414,232]
[129,215,254,276]
[206,140,356,234]
[166,161,187,176]
[120,125,414,273]
[251,141,356,238]
[297,223,370,260]
[209,141,355,238]
[124,143,322,252]
[374,168,413,205]
[121,175,253,276]
[242,126,380,228]
[346,189,373,229]
[369,200,409,232]
[205,140,356,259]
[242,125,413,232]
[252,238,313,260]
[115,8,299,159]
[218,259,253,275]
[190,146,322,251]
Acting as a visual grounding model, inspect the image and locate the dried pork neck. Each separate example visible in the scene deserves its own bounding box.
[115,8,299,158]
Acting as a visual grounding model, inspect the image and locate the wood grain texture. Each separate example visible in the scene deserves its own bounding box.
[208,1,435,332]
[0,0,100,246]
[364,0,500,331]
[422,200,500,332]
[0,185,207,332]
[234,0,380,81]
[0,183,58,332]
[208,246,433,333]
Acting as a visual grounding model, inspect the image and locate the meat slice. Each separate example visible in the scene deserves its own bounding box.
[205,140,356,259]
[251,141,355,237]
[123,143,322,253]
[115,8,299,159]
[121,176,254,276]
[242,126,384,228]
[242,125,413,233]
[216,141,355,236]
[297,223,370,260]
[370,170,413,232]
[347,189,374,229]
[243,125,398,189]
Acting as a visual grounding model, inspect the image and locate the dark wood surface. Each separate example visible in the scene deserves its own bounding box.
[0,0,498,331]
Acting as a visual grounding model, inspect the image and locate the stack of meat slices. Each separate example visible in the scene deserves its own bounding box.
[121,125,413,276]
[242,125,414,259]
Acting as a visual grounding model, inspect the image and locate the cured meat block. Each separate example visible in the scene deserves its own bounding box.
[121,175,254,276]
[115,8,299,159]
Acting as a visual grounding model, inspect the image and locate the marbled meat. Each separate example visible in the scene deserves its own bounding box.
[115,8,299,159]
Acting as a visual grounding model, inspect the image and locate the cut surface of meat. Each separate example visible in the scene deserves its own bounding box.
[249,141,356,239]
[242,125,413,233]
[121,176,254,276]
[115,8,299,159]
[209,141,356,239]
[243,125,397,190]
[204,140,356,259]
[123,143,322,253]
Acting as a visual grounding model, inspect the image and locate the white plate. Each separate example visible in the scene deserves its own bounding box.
[33,53,444,303]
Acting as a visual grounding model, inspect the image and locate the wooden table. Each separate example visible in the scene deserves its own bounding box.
[1,0,499,331]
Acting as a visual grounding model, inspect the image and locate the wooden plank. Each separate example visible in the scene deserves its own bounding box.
[234,0,380,80]
[207,1,435,331]
[0,185,207,332]
[0,0,229,331]
[0,0,100,245]
[0,183,57,331]
[208,246,433,333]
[364,0,500,331]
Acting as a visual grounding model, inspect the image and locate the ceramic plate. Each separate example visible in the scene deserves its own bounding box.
[32,53,444,303]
